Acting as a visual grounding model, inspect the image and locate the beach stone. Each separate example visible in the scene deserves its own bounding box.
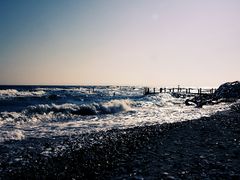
[166,175,176,180]
[231,103,240,113]
[214,81,240,99]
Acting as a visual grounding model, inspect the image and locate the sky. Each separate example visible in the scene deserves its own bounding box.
[0,0,239,87]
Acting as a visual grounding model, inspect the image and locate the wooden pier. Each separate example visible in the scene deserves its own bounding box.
[144,87,216,96]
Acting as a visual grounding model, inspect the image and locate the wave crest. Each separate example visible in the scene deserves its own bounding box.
[0,89,45,98]
[0,100,133,124]
[25,99,132,116]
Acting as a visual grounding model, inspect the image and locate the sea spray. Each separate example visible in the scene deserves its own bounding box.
[0,86,230,142]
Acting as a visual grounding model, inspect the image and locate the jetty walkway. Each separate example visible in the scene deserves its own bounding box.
[143,86,216,96]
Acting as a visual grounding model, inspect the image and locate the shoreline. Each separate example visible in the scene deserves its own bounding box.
[0,110,240,179]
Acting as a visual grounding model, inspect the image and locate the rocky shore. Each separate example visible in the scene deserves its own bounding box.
[185,81,240,108]
[0,106,240,179]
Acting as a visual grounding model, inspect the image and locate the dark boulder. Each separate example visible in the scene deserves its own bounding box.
[214,81,240,99]
[230,102,240,113]
[184,81,240,108]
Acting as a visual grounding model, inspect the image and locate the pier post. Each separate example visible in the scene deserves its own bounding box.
[144,87,150,95]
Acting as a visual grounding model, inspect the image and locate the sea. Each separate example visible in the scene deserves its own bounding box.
[0,85,229,143]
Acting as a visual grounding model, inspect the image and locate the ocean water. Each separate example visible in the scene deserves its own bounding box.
[0,85,229,143]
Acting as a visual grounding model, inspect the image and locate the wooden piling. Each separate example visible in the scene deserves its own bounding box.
[143,86,215,96]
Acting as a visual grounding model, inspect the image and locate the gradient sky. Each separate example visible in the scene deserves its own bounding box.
[0,0,239,87]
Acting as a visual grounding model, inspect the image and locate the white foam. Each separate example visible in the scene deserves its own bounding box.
[0,87,231,143]
[0,89,45,98]
[100,99,132,113]
[0,129,25,142]
[0,89,18,96]
[0,99,133,125]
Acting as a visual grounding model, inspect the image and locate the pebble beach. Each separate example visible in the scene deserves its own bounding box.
[1,108,239,179]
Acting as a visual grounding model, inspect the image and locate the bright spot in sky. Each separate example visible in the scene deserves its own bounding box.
[152,13,159,20]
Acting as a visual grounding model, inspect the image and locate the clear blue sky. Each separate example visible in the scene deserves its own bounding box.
[0,0,239,86]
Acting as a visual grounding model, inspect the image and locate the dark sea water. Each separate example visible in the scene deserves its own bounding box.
[0,85,229,143]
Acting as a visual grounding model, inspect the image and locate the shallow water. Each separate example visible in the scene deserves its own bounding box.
[0,85,229,143]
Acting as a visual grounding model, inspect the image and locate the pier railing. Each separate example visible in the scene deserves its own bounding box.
[144,87,216,96]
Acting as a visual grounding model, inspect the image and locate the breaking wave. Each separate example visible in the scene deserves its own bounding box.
[0,86,231,143]
[0,100,133,123]
[141,93,184,107]
[0,89,45,98]
[25,99,132,115]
